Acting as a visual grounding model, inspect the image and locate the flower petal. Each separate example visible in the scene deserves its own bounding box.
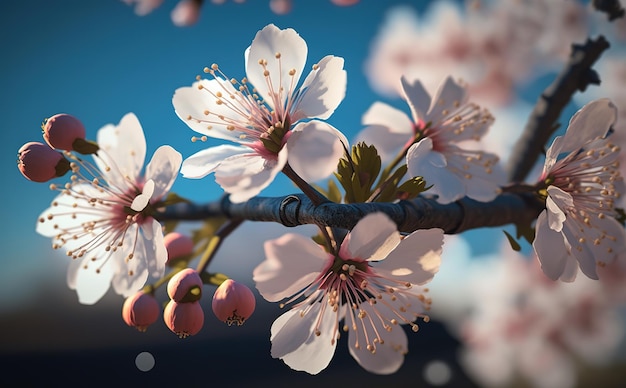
[375,228,443,285]
[271,303,337,374]
[215,150,287,203]
[286,120,348,182]
[406,138,464,204]
[255,233,329,302]
[172,80,246,142]
[342,212,401,261]
[401,75,431,122]
[95,112,147,181]
[144,145,182,199]
[545,187,572,232]
[362,101,414,134]
[427,76,467,122]
[560,98,617,153]
[180,144,248,179]
[131,179,154,212]
[348,301,408,374]
[67,256,115,305]
[245,24,307,108]
[294,55,346,120]
[533,210,570,281]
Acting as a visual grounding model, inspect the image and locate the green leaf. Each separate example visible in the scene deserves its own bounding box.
[334,142,382,203]
[395,176,430,200]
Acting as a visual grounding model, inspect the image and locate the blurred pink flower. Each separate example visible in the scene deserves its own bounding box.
[533,99,625,281]
[36,113,182,304]
[173,24,348,202]
[364,1,588,107]
[254,212,443,374]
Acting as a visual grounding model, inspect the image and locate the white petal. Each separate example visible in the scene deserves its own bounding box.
[560,98,617,152]
[400,75,431,123]
[67,257,115,305]
[143,219,167,276]
[375,228,443,285]
[131,179,154,212]
[215,151,287,203]
[294,55,346,120]
[272,303,337,374]
[348,302,408,374]
[172,80,246,142]
[546,186,574,232]
[95,113,146,182]
[286,121,348,182]
[407,139,464,204]
[342,213,401,261]
[362,101,414,134]
[144,145,182,199]
[533,210,570,281]
[355,125,410,162]
[427,76,467,122]
[245,24,307,108]
[255,233,329,302]
[180,145,248,179]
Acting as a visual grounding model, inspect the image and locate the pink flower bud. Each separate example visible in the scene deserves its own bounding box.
[163,232,194,261]
[167,268,203,302]
[42,113,86,151]
[212,279,256,326]
[122,291,160,332]
[163,300,204,338]
[17,142,70,182]
[269,0,291,14]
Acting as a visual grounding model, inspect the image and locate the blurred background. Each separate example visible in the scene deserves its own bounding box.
[2,0,626,386]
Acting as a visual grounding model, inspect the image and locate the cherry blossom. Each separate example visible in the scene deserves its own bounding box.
[357,75,503,204]
[36,113,182,304]
[173,23,348,202]
[253,212,443,374]
[533,99,626,281]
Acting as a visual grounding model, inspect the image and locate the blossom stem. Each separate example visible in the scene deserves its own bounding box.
[282,162,329,206]
[195,218,244,274]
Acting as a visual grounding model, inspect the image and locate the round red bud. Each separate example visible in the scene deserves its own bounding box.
[122,291,160,332]
[212,279,256,326]
[163,300,204,338]
[42,113,86,151]
[167,268,203,302]
[17,142,70,182]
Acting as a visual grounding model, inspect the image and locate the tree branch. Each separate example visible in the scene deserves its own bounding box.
[506,35,610,183]
[158,192,543,235]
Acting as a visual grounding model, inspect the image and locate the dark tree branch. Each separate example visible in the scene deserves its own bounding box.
[158,192,543,235]
[593,0,625,21]
[506,36,610,183]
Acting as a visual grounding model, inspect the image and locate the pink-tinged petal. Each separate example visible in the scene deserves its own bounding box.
[110,223,150,297]
[444,147,504,202]
[255,233,329,302]
[375,228,443,285]
[180,145,248,179]
[294,55,346,120]
[348,302,408,374]
[559,256,579,282]
[144,145,182,199]
[428,76,467,122]
[545,193,568,233]
[533,210,570,281]
[560,98,617,153]
[543,135,564,175]
[36,184,101,238]
[131,179,154,212]
[342,213,401,261]
[272,303,337,374]
[144,219,167,277]
[96,113,146,181]
[401,75,431,122]
[172,80,245,142]
[67,257,115,305]
[286,121,347,182]
[355,125,410,162]
[245,24,307,108]
[407,139,464,204]
[362,101,414,134]
[215,150,287,203]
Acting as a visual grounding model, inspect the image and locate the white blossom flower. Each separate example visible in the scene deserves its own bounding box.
[533,99,626,282]
[36,113,182,304]
[253,212,443,374]
[173,23,348,203]
[357,75,503,204]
